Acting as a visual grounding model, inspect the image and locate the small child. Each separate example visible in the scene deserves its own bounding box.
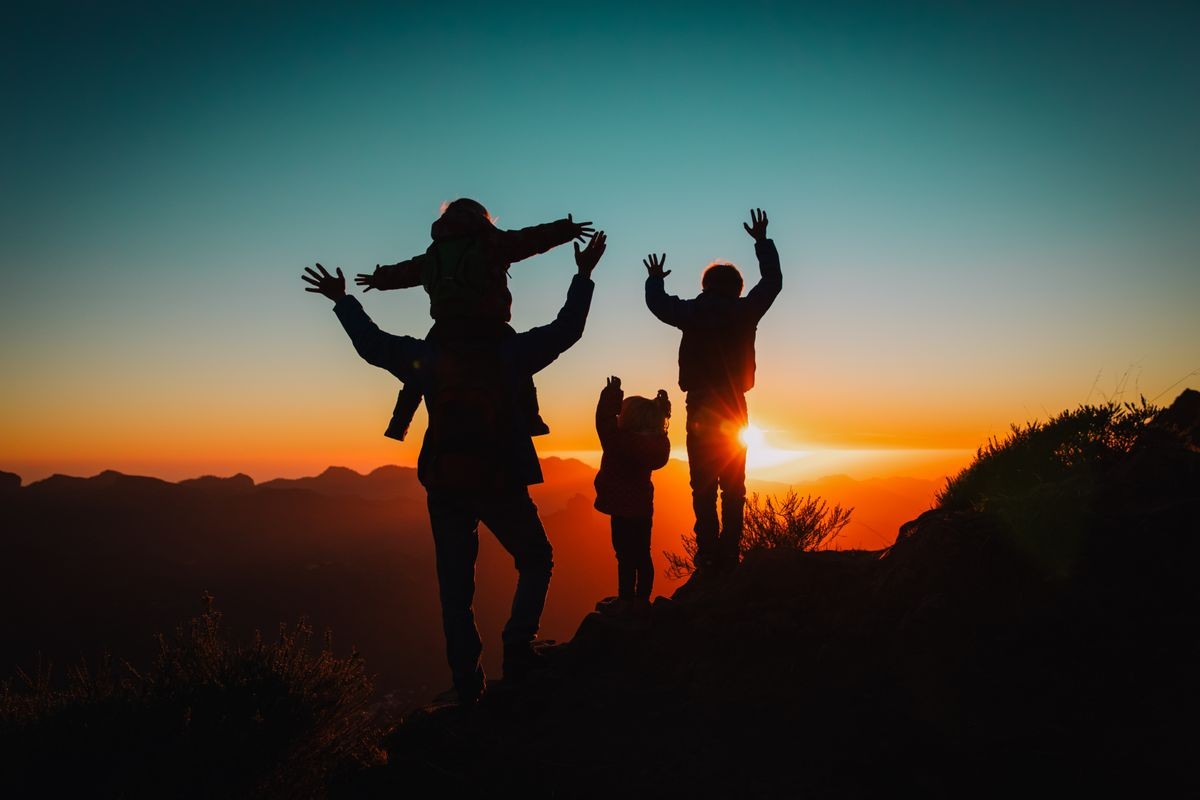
[593,376,672,613]
[355,199,593,440]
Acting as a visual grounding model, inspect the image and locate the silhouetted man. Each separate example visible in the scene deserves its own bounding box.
[303,232,606,702]
[644,209,781,576]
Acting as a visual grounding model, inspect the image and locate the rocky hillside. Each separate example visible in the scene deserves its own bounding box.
[340,392,1199,798]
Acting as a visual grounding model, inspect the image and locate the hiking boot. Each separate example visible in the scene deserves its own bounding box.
[598,596,637,618]
[715,551,741,575]
[672,560,728,600]
[595,595,621,614]
[502,642,549,684]
[435,665,486,705]
[694,551,718,573]
[432,683,486,706]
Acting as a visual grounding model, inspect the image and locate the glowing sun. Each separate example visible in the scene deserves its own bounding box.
[738,424,801,471]
[739,424,767,449]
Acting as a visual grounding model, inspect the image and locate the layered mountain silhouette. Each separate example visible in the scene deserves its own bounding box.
[2,393,1196,796]
[1,456,939,708]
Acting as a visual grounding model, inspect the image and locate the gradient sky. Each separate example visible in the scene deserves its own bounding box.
[2,1,1198,482]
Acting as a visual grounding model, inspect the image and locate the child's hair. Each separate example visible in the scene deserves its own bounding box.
[439,198,497,225]
[701,262,744,297]
[618,396,669,434]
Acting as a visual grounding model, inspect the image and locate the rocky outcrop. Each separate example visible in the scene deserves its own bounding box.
[0,471,20,493]
[339,392,1200,798]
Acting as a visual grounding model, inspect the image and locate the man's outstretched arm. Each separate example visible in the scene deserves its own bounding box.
[302,263,421,380]
[742,208,782,319]
[513,231,606,374]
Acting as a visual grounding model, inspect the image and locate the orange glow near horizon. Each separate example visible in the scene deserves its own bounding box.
[1,392,1185,486]
[738,423,807,471]
[3,336,1195,487]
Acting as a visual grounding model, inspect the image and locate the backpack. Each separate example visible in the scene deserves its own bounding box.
[421,236,507,320]
[422,338,513,492]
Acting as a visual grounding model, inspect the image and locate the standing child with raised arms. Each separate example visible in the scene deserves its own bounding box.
[593,376,672,616]
[643,209,782,579]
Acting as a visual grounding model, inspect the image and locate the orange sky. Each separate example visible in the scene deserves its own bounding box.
[3,4,1198,486]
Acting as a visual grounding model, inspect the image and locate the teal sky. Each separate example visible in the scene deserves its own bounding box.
[2,1,1198,480]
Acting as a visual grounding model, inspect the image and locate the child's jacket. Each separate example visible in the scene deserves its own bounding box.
[371,213,581,322]
[644,238,782,398]
[593,392,671,518]
[371,212,579,441]
[334,274,596,488]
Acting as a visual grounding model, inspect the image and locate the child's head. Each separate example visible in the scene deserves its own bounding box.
[439,198,496,225]
[701,262,744,298]
[618,396,669,434]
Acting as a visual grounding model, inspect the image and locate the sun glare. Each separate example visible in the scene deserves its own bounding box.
[739,424,766,449]
[737,423,809,472]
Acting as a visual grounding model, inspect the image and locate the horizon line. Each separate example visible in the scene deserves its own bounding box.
[2,447,976,489]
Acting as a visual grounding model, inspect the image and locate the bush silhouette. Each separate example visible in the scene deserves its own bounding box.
[932,399,1166,575]
[0,594,382,798]
[665,490,852,578]
[937,399,1160,512]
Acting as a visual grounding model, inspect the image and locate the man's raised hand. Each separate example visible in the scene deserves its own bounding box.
[354,264,383,292]
[643,253,670,279]
[743,208,769,242]
[302,263,346,301]
[575,230,607,277]
[567,213,596,243]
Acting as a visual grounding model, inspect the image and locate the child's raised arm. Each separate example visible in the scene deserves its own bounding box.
[742,208,782,320]
[501,213,594,264]
[596,376,623,449]
[644,252,694,329]
[354,254,429,292]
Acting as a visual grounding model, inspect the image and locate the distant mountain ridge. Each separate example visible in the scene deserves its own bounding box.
[3,455,601,500]
[3,457,942,556]
[0,454,944,710]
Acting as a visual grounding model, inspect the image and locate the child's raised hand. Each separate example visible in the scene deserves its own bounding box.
[302,263,346,301]
[743,208,769,242]
[575,230,607,277]
[643,253,670,279]
[655,389,672,419]
[601,375,624,402]
[354,264,383,292]
[567,213,596,242]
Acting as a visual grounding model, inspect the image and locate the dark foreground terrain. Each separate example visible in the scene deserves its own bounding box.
[343,392,1199,798]
[2,392,1196,797]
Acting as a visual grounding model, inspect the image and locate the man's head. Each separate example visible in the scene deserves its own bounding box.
[701,262,744,298]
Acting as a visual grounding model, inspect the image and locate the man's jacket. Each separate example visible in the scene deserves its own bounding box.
[333,274,595,487]
[367,211,576,441]
[645,238,782,397]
